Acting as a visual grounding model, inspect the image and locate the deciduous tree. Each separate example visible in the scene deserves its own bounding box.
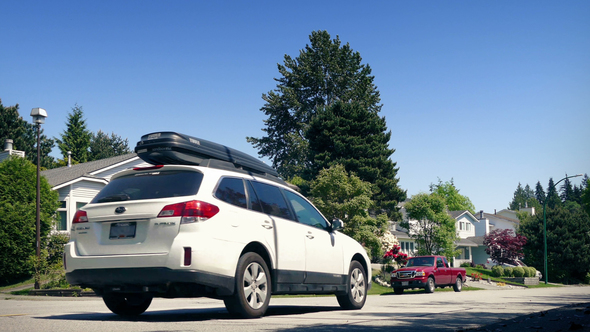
[429,178,475,214]
[401,193,458,260]
[0,99,54,168]
[309,164,388,260]
[483,229,527,265]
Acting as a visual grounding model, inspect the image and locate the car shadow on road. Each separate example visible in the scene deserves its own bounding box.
[39,305,342,322]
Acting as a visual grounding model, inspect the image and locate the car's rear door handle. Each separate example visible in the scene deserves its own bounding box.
[262,220,273,229]
[306,231,314,239]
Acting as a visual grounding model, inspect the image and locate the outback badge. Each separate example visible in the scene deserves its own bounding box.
[115,206,127,214]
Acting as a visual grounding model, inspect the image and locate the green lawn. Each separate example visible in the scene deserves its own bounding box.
[464,267,560,288]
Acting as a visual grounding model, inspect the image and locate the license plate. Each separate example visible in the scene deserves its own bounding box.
[109,222,136,239]
[402,281,409,286]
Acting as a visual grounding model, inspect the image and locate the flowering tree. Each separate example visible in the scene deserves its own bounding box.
[483,229,527,265]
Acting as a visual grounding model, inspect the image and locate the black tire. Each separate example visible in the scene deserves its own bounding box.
[102,293,152,316]
[453,276,463,292]
[393,287,404,295]
[425,276,435,293]
[224,252,271,318]
[336,261,367,310]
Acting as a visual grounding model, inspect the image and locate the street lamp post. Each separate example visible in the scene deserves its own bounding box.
[30,107,47,290]
[542,173,582,285]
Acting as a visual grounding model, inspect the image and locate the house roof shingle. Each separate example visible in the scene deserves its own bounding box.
[41,153,138,188]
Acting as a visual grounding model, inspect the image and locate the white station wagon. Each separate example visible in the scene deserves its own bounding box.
[64,132,371,318]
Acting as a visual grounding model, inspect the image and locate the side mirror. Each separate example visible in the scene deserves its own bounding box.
[331,218,344,231]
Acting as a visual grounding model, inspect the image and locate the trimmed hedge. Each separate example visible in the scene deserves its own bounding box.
[513,266,525,277]
[492,265,504,277]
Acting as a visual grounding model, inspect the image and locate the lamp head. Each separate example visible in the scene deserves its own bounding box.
[30,108,48,124]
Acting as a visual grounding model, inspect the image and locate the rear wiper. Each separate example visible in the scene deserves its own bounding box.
[96,194,130,203]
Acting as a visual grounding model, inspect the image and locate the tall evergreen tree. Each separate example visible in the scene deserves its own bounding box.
[248,30,383,180]
[509,182,540,211]
[55,105,91,164]
[560,176,575,203]
[535,181,546,207]
[0,99,54,168]
[88,130,131,161]
[519,204,590,283]
[306,101,405,218]
[545,178,561,209]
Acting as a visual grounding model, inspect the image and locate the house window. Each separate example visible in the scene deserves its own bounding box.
[466,223,471,231]
[459,222,465,231]
[56,201,67,231]
[76,202,87,210]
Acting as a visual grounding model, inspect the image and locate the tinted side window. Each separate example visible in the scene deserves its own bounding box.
[246,181,263,212]
[250,182,293,220]
[283,190,328,230]
[91,171,203,203]
[215,178,247,208]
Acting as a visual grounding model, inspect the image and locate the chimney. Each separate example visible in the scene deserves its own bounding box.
[479,210,483,219]
[494,209,496,215]
[4,139,13,151]
[67,151,72,167]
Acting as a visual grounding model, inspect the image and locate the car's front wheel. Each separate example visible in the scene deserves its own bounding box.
[224,252,271,318]
[337,261,367,310]
[393,287,404,295]
[102,293,152,316]
[425,276,435,293]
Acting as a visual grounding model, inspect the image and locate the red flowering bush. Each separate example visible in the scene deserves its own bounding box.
[471,272,483,281]
[383,244,409,266]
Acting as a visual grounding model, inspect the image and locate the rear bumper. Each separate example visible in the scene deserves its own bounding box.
[66,267,234,297]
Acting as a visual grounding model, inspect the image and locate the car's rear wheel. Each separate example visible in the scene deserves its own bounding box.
[337,261,367,310]
[102,293,152,316]
[393,287,404,295]
[224,252,271,318]
[453,276,463,292]
[425,276,435,293]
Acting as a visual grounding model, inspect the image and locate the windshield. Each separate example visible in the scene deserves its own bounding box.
[406,257,435,267]
[91,170,203,203]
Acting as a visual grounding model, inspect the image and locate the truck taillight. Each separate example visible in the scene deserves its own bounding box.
[158,200,219,224]
[72,210,88,224]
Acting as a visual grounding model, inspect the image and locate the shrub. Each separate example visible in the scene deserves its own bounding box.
[526,267,536,277]
[585,273,590,285]
[513,266,525,277]
[460,262,470,268]
[504,267,514,277]
[0,157,59,286]
[491,265,504,277]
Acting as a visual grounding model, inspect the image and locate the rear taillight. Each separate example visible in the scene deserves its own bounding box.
[72,210,88,224]
[133,165,164,171]
[158,200,219,224]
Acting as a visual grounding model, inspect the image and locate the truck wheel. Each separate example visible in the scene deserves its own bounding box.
[336,261,367,310]
[102,293,152,316]
[453,276,463,292]
[393,287,404,295]
[425,276,435,293]
[224,252,271,318]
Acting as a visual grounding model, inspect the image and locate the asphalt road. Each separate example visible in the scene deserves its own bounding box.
[1,286,589,332]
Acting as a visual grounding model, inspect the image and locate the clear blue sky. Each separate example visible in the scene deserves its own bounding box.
[2,1,588,213]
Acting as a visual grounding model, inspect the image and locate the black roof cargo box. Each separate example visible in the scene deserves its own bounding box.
[134,132,280,178]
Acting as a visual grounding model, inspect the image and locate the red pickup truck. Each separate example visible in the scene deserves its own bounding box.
[390,255,466,294]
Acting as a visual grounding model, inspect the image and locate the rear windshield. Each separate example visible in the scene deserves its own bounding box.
[91,170,203,203]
